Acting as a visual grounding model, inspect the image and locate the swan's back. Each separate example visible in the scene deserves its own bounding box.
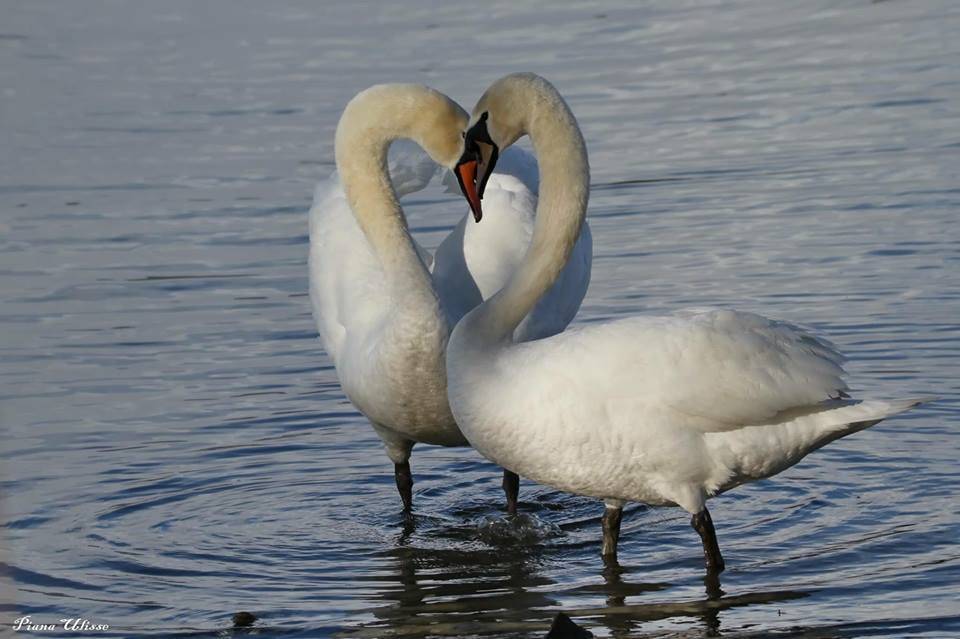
[459,309,849,439]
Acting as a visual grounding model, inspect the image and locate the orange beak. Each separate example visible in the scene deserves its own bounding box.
[454,158,483,223]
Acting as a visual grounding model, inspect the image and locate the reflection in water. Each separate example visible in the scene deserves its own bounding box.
[597,556,669,637]
[703,571,724,637]
[575,562,805,639]
[340,524,808,638]
[348,521,558,637]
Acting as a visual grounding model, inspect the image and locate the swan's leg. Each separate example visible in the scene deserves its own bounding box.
[395,461,414,512]
[601,500,624,558]
[371,424,416,513]
[691,507,725,573]
[503,469,520,515]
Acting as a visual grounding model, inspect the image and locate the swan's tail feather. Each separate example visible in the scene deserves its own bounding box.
[827,397,931,436]
[705,397,930,493]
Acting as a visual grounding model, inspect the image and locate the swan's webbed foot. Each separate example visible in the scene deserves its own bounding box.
[394,461,414,512]
[503,469,520,515]
[601,503,623,558]
[691,507,725,573]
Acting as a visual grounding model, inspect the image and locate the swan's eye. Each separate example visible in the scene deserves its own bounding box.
[461,131,465,139]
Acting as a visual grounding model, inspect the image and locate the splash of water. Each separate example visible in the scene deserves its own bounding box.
[476,513,563,545]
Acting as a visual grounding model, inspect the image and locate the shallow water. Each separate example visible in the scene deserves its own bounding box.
[2,1,959,637]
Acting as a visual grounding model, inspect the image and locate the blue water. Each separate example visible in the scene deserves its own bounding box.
[2,1,959,637]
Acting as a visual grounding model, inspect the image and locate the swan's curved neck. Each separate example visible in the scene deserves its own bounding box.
[335,104,432,296]
[470,92,590,342]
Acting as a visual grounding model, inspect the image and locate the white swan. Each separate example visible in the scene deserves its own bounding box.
[448,73,924,571]
[308,83,591,513]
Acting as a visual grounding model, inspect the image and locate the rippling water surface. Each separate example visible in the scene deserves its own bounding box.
[3,1,959,637]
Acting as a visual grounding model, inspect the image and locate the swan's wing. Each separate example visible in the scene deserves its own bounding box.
[387,140,438,269]
[432,215,482,326]
[486,145,540,193]
[308,174,389,365]
[435,173,535,320]
[506,309,847,432]
[515,221,592,341]
[434,146,591,338]
[655,309,848,428]
[387,139,443,198]
[309,144,440,361]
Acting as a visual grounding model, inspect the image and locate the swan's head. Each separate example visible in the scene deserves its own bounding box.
[407,88,471,169]
[454,73,551,222]
[336,83,469,179]
[453,111,496,223]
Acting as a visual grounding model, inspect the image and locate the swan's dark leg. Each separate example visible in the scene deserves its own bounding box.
[691,507,725,573]
[394,461,413,512]
[601,502,623,558]
[503,469,520,515]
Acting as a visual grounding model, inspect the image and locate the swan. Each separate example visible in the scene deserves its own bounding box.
[308,83,592,514]
[448,73,925,571]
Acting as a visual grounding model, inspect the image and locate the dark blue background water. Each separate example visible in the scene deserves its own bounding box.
[2,1,959,636]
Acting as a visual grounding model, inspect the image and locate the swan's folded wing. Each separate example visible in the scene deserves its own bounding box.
[308,174,389,364]
[530,309,848,432]
[658,309,847,428]
[517,221,592,341]
[308,149,438,363]
[386,139,443,198]
[489,146,540,194]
